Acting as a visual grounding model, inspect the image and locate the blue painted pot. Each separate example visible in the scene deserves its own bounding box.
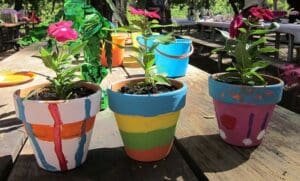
[208,73,284,147]
[155,39,193,78]
[108,78,187,162]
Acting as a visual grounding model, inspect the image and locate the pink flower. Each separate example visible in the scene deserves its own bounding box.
[129,6,160,19]
[47,21,78,42]
[249,7,274,21]
[144,10,160,19]
[129,6,145,16]
[229,15,244,38]
[47,21,73,35]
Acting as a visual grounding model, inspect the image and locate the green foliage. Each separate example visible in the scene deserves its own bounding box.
[120,13,175,86]
[216,21,279,85]
[64,0,111,84]
[17,21,49,46]
[39,40,87,99]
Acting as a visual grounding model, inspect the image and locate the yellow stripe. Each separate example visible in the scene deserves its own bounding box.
[114,111,180,133]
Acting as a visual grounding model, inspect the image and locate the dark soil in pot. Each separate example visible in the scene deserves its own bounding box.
[27,86,96,100]
[119,82,178,94]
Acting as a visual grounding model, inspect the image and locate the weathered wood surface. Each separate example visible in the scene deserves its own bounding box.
[5,61,197,180]
[124,64,300,181]
[0,43,53,180]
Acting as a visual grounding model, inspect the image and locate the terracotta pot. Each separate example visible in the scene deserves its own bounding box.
[101,33,127,67]
[108,78,187,162]
[13,82,101,171]
[208,73,284,147]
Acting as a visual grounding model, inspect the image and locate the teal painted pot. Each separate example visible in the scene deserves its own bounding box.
[208,73,284,147]
[108,78,187,161]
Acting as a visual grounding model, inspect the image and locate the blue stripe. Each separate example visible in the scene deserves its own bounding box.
[75,99,91,167]
[208,75,284,105]
[16,98,56,171]
[108,80,187,116]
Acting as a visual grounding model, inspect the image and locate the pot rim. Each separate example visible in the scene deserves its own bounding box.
[210,72,284,88]
[109,77,186,97]
[13,81,101,103]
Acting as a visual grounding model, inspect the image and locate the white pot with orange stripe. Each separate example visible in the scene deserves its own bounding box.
[13,82,101,171]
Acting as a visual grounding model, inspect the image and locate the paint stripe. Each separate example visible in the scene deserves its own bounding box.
[48,104,68,171]
[30,117,95,141]
[16,98,57,171]
[75,99,91,167]
[115,111,179,133]
[260,112,269,130]
[119,125,176,150]
[246,113,255,138]
[107,83,187,116]
[125,143,173,162]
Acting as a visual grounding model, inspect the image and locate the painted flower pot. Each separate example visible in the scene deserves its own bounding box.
[101,33,127,67]
[13,82,101,171]
[108,78,187,162]
[155,39,193,78]
[208,73,284,147]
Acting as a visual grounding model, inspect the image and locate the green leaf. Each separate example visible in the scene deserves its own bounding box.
[154,33,175,44]
[239,28,247,33]
[153,75,171,86]
[235,41,251,68]
[70,41,87,55]
[216,28,230,39]
[259,47,278,53]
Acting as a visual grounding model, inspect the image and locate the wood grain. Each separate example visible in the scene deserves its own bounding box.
[124,64,300,181]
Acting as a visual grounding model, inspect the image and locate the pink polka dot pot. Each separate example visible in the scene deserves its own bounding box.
[208,73,284,147]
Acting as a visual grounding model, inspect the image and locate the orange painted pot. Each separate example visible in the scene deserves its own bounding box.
[101,33,127,67]
[13,82,101,171]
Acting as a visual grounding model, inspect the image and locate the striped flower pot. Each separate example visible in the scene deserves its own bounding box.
[13,82,101,171]
[108,78,187,162]
[208,73,284,147]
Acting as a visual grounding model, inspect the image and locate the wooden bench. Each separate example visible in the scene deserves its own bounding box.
[176,34,230,72]
[2,47,300,180]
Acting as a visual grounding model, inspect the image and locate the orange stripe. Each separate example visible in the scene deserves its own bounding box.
[31,117,95,142]
[124,143,173,162]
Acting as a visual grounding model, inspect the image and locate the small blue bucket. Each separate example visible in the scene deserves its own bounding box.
[136,34,160,49]
[155,39,193,78]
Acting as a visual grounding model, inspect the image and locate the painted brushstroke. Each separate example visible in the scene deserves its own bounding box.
[75,99,91,167]
[48,103,68,171]
[16,98,57,171]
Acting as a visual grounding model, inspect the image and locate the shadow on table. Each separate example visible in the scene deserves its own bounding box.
[175,134,256,173]
[0,155,13,181]
[0,117,22,134]
[8,146,198,181]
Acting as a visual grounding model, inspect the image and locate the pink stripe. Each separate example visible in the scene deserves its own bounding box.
[48,103,68,171]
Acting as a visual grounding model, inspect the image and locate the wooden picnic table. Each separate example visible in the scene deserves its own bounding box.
[1,46,300,180]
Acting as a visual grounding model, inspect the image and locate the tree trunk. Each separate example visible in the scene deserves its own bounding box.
[228,0,239,15]
[273,0,278,10]
[91,0,113,21]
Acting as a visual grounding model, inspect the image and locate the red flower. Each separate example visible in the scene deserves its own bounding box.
[229,15,244,38]
[262,9,274,21]
[144,10,160,19]
[249,7,274,21]
[272,10,287,19]
[129,6,145,16]
[47,21,78,42]
[129,6,160,19]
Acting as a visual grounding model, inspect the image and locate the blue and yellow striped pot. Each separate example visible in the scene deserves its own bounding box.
[108,78,187,162]
[13,82,101,171]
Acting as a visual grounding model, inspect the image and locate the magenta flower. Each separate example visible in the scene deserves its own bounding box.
[129,6,145,16]
[272,11,287,18]
[47,21,78,42]
[229,15,244,38]
[129,6,160,19]
[144,10,160,19]
[249,7,274,21]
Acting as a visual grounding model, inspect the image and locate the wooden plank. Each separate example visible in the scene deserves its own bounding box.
[123,64,300,180]
[7,67,198,180]
[0,43,51,180]
[176,35,223,48]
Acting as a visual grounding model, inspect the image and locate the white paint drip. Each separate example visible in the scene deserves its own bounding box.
[219,129,226,140]
[257,130,266,140]
[242,138,253,146]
